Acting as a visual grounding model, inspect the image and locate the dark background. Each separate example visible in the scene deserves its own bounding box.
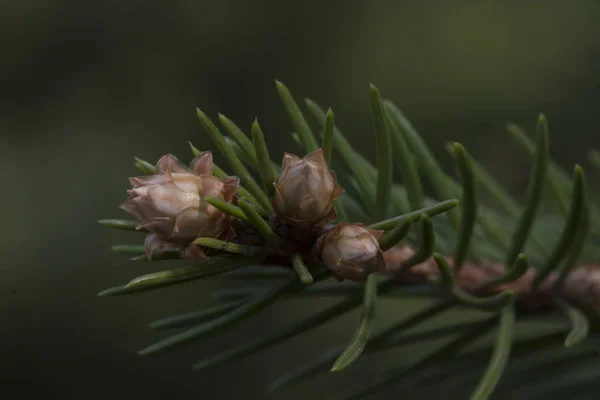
[2,0,600,399]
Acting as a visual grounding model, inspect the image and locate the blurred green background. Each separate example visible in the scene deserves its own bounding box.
[2,0,600,398]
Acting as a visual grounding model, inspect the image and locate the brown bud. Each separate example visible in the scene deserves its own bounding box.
[120,152,239,260]
[315,223,385,283]
[273,148,344,229]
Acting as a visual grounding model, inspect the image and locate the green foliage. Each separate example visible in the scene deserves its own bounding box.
[533,166,587,288]
[370,84,393,221]
[250,119,276,198]
[505,115,549,269]
[452,143,478,270]
[100,81,600,399]
[291,253,314,284]
[331,274,378,372]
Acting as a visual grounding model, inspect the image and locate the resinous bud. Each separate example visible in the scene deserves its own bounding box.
[120,152,239,260]
[315,222,385,283]
[273,148,344,229]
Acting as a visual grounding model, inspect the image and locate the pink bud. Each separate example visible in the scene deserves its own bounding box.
[120,152,239,260]
[315,223,385,283]
[273,148,344,229]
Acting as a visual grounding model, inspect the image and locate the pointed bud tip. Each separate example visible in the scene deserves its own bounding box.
[536,114,549,133]
[188,142,201,156]
[97,287,120,297]
[370,84,384,104]
[574,165,585,181]
[137,348,152,356]
[147,322,161,330]
[196,107,213,122]
[452,142,464,153]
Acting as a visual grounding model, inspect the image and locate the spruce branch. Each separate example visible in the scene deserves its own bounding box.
[98,80,600,400]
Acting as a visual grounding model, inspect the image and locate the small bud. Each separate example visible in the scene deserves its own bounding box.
[120,152,239,260]
[315,223,385,283]
[273,148,344,229]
